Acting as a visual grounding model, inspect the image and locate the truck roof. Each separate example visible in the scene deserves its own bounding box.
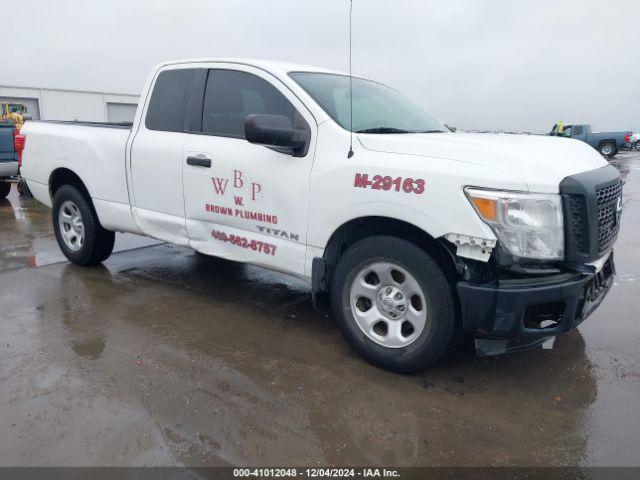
[157,58,348,77]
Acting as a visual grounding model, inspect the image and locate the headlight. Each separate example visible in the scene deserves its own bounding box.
[465,188,564,260]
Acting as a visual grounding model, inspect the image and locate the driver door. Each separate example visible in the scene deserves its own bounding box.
[182,65,316,277]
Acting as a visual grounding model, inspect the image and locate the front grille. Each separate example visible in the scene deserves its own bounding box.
[565,195,587,254]
[565,195,588,252]
[596,181,622,253]
[596,181,622,205]
[560,165,622,263]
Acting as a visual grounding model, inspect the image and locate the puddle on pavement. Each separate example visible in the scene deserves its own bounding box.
[0,185,160,272]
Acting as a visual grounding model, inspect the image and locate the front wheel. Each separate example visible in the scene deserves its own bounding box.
[330,236,457,372]
[599,142,616,157]
[634,140,640,152]
[52,185,115,266]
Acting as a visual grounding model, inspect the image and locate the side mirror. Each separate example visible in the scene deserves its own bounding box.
[244,114,308,156]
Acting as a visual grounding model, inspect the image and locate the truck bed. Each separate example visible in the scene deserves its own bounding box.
[20,120,132,211]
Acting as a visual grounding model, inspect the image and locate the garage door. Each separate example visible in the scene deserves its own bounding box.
[0,97,40,120]
[106,102,137,123]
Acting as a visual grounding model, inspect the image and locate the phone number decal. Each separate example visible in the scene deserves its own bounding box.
[354,173,425,194]
[211,230,277,256]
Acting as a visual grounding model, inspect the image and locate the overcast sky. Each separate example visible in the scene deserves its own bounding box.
[4,0,639,132]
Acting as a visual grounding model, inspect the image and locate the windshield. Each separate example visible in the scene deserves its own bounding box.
[289,72,447,134]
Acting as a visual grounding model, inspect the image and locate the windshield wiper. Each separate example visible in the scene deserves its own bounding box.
[418,130,447,133]
[356,127,411,134]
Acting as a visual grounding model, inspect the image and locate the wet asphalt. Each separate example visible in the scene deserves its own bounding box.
[0,153,639,467]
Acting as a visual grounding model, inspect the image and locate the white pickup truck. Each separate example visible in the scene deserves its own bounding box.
[20,59,622,371]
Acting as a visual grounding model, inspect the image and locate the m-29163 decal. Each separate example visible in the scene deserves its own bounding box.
[211,230,277,256]
[354,173,425,194]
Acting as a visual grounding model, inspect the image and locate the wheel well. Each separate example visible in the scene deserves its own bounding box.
[49,168,105,229]
[597,139,616,148]
[315,216,457,293]
[49,168,91,202]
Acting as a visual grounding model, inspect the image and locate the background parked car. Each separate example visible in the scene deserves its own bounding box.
[0,122,19,199]
[549,123,631,157]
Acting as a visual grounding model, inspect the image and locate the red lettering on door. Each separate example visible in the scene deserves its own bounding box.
[251,183,262,201]
[211,178,229,195]
[233,170,244,188]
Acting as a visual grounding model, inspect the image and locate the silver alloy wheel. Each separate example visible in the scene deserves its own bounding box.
[601,144,614,156]
[349,261,428,348]
[58,200,85,252]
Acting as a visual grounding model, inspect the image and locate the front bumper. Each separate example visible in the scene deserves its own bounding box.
[457,254,615,356]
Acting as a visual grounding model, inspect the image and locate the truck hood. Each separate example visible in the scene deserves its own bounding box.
[357,132,609,193]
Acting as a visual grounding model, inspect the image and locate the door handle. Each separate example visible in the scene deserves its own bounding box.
[186,155,212,168]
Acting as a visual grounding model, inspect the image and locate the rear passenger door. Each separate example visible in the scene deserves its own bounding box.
[182,65,316,276]
[129,67,196,245]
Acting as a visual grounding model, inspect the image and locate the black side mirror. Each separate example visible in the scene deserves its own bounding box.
[244,114,308,156]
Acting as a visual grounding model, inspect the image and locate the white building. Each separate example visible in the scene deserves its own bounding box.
[0,85,139,123]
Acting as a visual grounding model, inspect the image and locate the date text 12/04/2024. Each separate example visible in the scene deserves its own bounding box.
[232,467,400,478]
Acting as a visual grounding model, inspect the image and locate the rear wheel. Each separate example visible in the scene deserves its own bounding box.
[330,236,457,372]
[52,185,115,266]
[0,181,10,199]
[634,140,640,152]
[599,142,616,157]
[17,178,32,197]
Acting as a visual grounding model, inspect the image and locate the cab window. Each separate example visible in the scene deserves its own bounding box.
[146,69,195,132]
[557,126,573,137]
[201,70,304,139]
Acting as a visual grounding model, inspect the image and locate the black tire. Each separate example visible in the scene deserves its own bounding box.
[634,140,640,152]
[599,142,616,157]
[52,185,115,266]
[17,178,32,197]
[0,181,10,199]
[330,236,457,372]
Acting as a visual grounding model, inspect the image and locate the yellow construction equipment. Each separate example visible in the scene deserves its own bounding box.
[1,102,30,129]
